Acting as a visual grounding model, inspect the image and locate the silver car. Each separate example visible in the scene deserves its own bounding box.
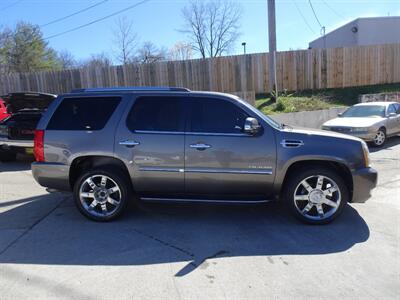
[322,102,400,147]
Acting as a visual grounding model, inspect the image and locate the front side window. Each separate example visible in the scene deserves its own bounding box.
[387,104,396,115]
[394,103,400,114]
[127,96,183,132]
[47,97,121,130]
[189,98,248,133]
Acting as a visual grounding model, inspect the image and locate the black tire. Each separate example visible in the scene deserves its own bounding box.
[372,128,386,147]
[0,149,17,162]
[284,167,349,225]
[73,166,132,222]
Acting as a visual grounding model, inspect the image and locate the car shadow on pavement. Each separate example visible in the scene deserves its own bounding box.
[369,136,400,153]
[0,154,33,172]
[0,194,370,277]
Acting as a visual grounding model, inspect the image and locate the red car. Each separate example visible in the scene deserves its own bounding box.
[0,98,11,122]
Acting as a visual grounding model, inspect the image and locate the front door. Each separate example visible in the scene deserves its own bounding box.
[184,96,276,200]
[115,95,185,197]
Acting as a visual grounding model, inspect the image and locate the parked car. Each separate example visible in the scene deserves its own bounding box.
[0,98,11,121]
[31,87,377,224]
[322,102,400,147]
[0,92,57,161]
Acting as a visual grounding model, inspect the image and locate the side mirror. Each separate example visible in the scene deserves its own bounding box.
[244,117,261,135]
[337,112,343,117]
[388,112,396,118]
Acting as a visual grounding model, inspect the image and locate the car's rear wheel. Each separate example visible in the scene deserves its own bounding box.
[372,128,386,147]
[73,167,131,221]
[0,148,17,162]
[285,167,348,224]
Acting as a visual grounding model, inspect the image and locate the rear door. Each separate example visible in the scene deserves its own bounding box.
[115,95,185,197]
[184,96,276,200]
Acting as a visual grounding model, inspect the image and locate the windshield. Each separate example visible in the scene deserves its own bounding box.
[342,105,386,118]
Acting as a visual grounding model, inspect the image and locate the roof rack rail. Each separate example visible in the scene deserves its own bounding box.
[70,87,190,93]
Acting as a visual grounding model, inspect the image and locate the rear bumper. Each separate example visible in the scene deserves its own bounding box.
[0,137,33,148]
[31,162,71,191]
[351,167,378,203]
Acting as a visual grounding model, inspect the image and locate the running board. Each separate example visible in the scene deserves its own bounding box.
[140,197,272,204]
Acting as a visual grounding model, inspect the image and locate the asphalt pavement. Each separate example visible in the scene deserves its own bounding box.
[0,137,399,299]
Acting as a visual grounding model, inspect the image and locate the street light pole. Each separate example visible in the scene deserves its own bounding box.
[268,0,278,101]
[241,42,246,55]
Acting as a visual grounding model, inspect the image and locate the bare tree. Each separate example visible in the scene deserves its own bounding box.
[137,41,166,64]
[79,52,112,68]
[168,41,193,61]
[57,50,77,69]
[112,17,138,64]
[181,0,242,58]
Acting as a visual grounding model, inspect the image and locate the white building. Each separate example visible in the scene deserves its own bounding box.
[309,16,400,49]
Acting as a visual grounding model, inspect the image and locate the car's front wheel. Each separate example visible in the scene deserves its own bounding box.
[372,128,386,147]
[285,167,348,224]
[73,167,131,221]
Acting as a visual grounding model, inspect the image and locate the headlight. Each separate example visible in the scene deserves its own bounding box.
[351,127,368,133]
[361,141,370,167]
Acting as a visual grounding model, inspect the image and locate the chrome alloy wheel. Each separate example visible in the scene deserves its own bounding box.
[293,175,341,221]
[374,130,385,146]
[79,175,122,218]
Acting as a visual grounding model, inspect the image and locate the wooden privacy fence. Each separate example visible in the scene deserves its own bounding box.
[0,43,399,95]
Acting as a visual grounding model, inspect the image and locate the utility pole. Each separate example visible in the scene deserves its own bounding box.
[267,0,278,101]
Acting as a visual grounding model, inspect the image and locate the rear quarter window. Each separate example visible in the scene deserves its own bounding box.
[47,97,121,130]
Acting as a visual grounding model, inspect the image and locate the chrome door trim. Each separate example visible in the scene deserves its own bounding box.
[140,197,272,204]
[134,130,185,135]
[185,168,273,175]
[186,132,249,137]
[139,167,184,173]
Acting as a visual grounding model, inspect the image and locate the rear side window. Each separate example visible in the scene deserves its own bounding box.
[47,97,121,130]
[126,96,183,132]
[189,98,248,133]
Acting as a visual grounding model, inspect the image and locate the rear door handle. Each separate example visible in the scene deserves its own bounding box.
[119,140,140,147]
[190,143,211,150]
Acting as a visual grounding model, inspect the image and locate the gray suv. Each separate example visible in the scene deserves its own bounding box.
[32,87,377,224]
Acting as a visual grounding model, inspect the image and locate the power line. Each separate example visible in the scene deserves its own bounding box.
[0,0,23,11]
[41,0,109,28]
[44,0,151,40]
[291,0,316,34]
[321,0,346,21]
[308,0,323,29]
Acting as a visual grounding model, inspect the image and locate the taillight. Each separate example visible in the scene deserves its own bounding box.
[34,130,45,162]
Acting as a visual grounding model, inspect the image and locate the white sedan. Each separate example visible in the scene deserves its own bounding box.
[322,102,400,147]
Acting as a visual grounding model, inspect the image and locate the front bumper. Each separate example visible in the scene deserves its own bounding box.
[351,167,378,203]
[345,132,376,142]
[0,136,33,148]
[32,162,71,191]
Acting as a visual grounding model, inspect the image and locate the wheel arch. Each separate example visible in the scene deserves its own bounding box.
[278,159,353,201]
[69,155,132,190]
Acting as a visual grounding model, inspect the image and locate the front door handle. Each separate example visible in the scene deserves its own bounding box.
[119,140,140,148]
[190,143,211,150]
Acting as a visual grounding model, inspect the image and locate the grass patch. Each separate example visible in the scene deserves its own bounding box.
[256,83,400,115]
